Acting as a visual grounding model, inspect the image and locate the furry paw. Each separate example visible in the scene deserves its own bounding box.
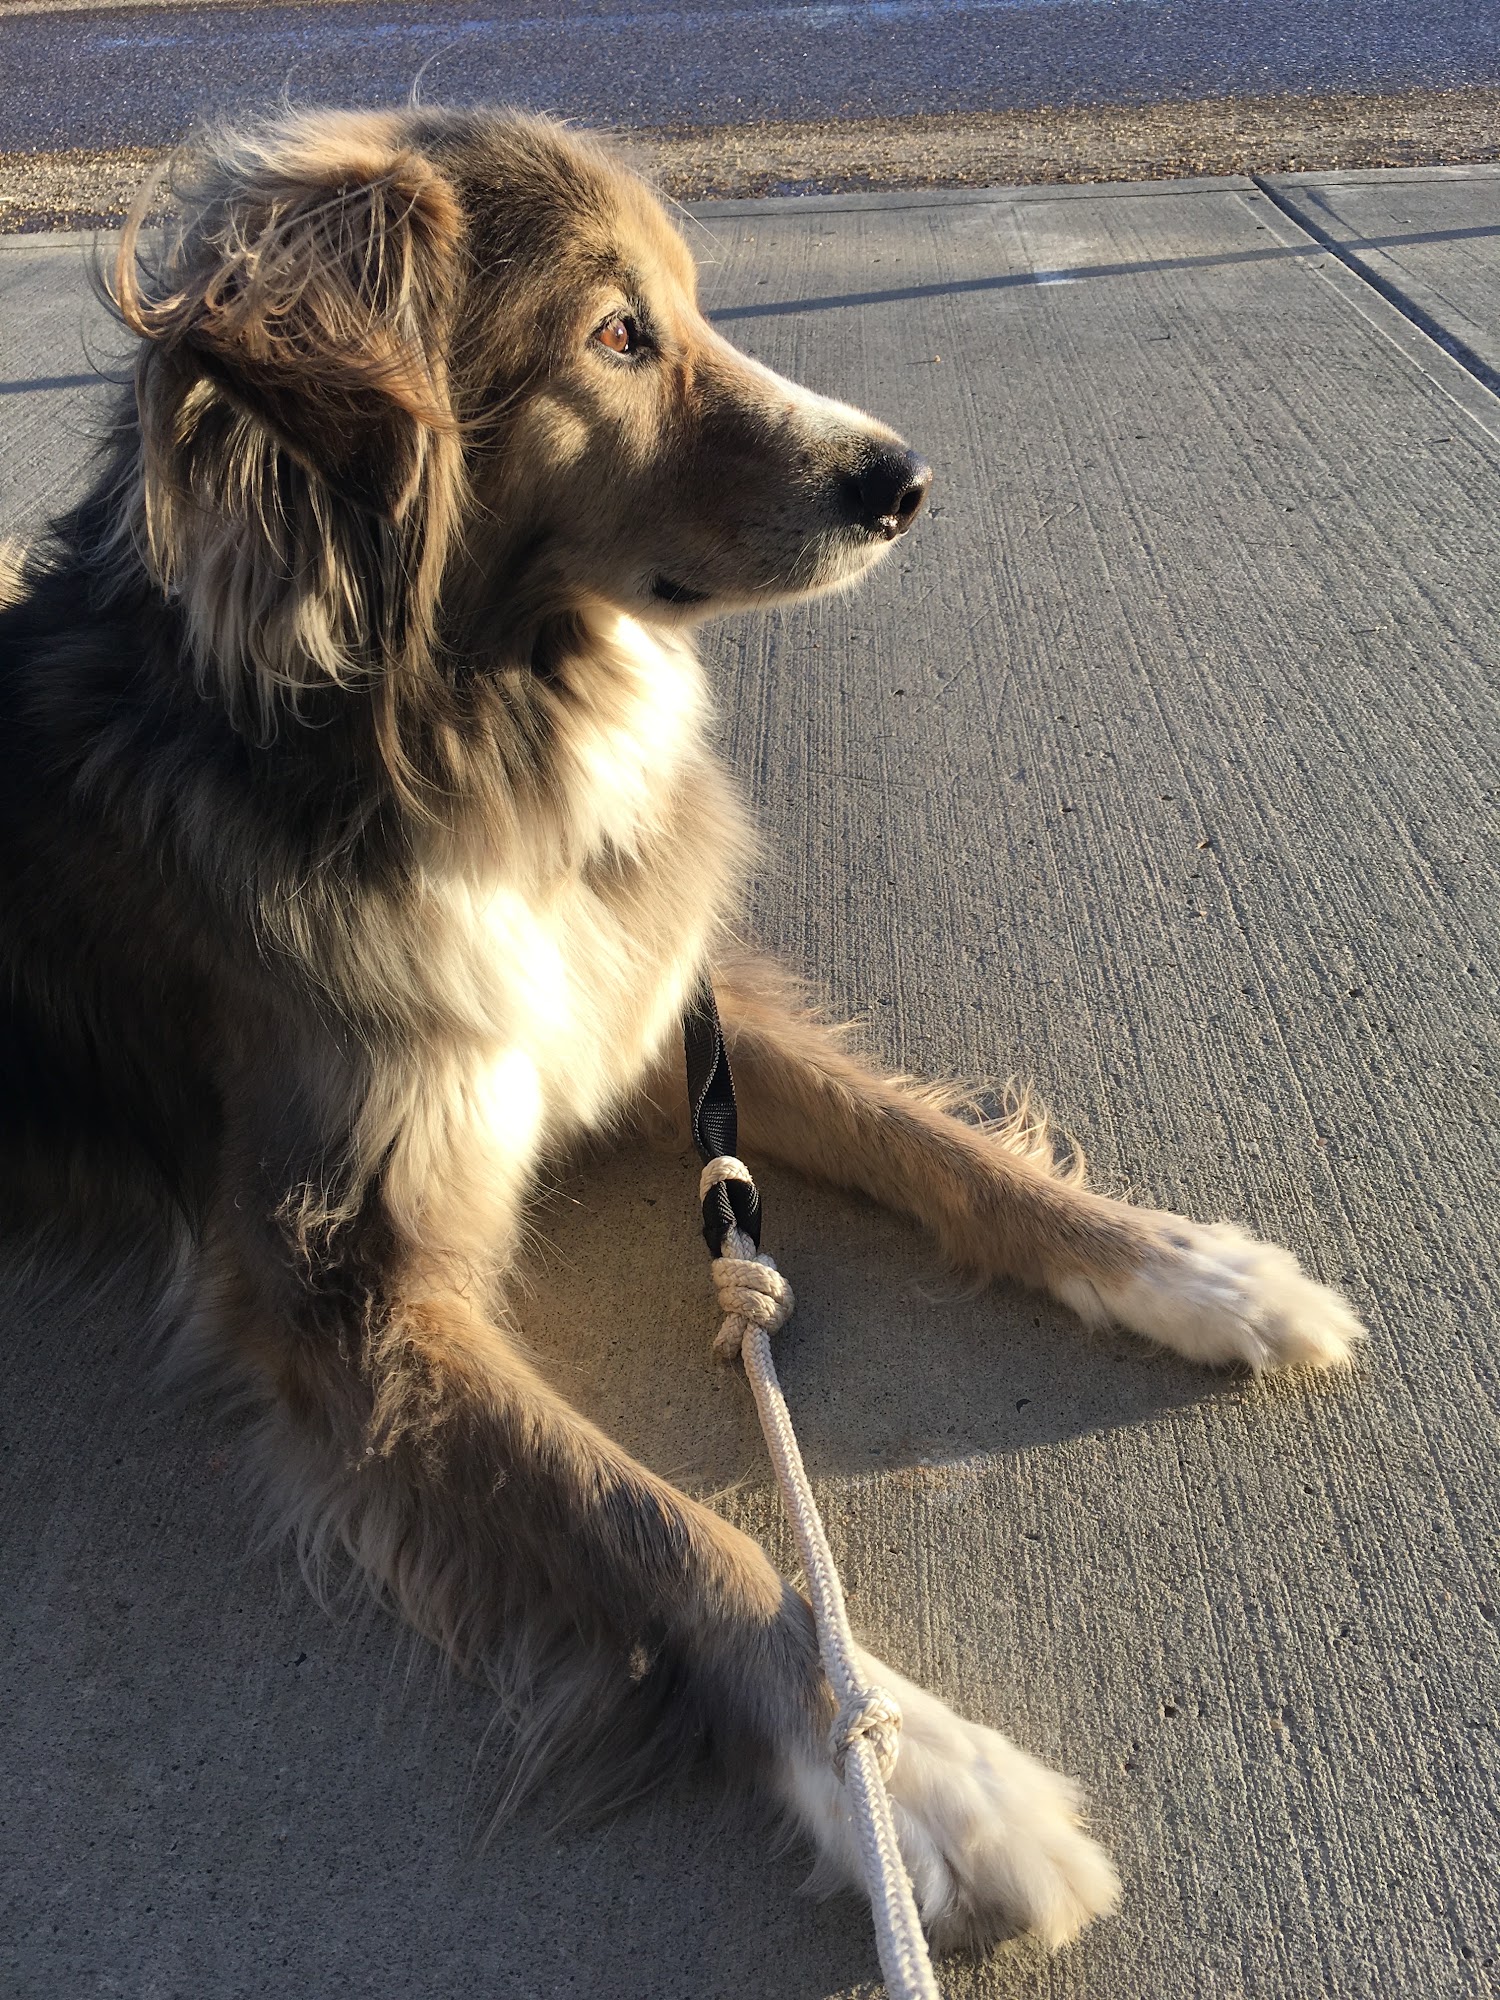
[782,1650,1120,1952]
[1057,1215,1364,1371]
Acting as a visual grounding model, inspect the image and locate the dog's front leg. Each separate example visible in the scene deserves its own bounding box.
[713,957,1363,1371]
[201,1183,1119,1952]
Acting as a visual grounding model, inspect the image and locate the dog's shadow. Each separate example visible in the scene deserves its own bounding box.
[1,1161,1248,2000]
[520,1141,1230,1491]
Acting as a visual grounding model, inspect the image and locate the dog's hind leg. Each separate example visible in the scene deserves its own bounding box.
[707,955,1363,1373]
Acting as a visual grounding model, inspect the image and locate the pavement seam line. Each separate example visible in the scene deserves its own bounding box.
[1251,172,1500,404]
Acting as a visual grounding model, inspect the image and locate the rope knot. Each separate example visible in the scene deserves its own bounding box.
[701,1157,795,1359]
[831,1686,904,1783]
[709,1250,794,1359]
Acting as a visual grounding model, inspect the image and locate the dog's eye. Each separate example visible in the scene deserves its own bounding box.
[593,313,641,357]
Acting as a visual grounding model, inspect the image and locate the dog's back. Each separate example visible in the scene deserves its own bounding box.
[0,537,26,609]
[0,497,218,1275]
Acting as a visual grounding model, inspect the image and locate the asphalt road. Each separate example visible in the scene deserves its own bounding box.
[2,0,1500,154]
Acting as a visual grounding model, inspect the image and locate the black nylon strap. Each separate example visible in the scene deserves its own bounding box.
[683,978,762,1255]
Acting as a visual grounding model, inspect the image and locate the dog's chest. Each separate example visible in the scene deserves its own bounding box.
[452,866,701,1146]
[547,613,704,861]
[420,618,732,1164]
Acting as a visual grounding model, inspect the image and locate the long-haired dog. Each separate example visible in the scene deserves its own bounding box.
[0,107,1363,1953]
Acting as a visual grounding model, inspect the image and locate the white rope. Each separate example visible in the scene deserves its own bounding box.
[700,1158,943,2000]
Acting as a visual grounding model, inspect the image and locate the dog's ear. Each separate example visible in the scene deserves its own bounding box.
[120,124,463,520]
[114,119,469,740]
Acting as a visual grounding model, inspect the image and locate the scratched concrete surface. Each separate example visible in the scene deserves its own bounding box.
[2,173,1498,1999]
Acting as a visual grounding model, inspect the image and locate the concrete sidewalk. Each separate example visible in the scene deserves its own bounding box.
[2,169,1498,2000]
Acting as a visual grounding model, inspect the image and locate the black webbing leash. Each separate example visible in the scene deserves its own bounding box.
[682,978,762,1255]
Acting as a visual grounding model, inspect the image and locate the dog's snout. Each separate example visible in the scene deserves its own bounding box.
[848,448,933,540]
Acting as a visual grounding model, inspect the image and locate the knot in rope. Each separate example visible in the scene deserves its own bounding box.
[831,1686,905,1783]
[701,1160,795,1359]
[709,1252,794,1357]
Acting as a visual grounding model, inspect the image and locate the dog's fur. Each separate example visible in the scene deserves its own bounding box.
[0,107,1364,1953]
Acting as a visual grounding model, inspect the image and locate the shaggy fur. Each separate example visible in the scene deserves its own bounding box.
[0,106,1364,1953]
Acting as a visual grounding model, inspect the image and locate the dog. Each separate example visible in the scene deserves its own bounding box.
[0,105,1364,1955]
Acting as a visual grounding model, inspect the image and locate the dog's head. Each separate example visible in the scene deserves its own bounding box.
[426,110,930,625]
[114,108,929,723]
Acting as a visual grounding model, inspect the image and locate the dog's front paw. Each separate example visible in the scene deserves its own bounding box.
[1057,1215,1364,1371]
[783,1650,1120,1952]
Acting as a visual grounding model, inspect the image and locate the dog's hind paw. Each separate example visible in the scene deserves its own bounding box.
[784,1650,1120,1952]
[1057,1215,1365,1372]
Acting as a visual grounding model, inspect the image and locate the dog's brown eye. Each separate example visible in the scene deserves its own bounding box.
[593,314,638,356]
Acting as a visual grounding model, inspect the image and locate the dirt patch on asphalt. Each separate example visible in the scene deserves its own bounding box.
[1,146,163,234]
[3,88,1499,232]
[644,87,1500,201]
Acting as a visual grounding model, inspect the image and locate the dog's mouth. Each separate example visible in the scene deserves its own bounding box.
[644,523,901,616]
[649,574,711,607]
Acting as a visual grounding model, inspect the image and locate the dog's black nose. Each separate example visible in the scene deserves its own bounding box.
[849,448,933,540]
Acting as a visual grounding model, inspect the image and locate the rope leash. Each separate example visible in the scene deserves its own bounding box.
[684,984,943,2000]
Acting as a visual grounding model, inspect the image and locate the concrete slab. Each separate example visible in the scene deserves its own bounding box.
[1264,163,1500,384]
[2,174,1499,2000]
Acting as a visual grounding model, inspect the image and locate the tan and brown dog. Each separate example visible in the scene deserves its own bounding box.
[0,107,1362,1953]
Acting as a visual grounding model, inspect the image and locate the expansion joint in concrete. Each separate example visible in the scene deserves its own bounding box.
[1251,172,1500,404]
